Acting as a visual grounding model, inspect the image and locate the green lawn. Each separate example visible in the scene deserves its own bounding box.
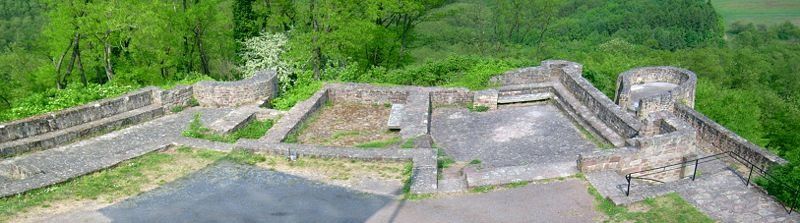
[713,0,800,25]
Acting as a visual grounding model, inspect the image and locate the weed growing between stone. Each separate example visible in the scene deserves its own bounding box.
[401,137,416,149]
[575,124,614,149]
[355,136,402,148]
[182,113,274,143]
[469,159,482,165]
[467,103,490,112]
[400,162,434,200]
[586,185,713,222]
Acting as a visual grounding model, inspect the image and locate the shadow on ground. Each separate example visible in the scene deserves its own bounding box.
[100,162,393,223]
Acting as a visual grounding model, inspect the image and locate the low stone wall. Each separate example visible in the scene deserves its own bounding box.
[430,89,472,108]
[193,70,278,107]
[549,61,642,138]
[326,83,409,104]
[616,67,697,118]
[155,85,194,112]
[261,88,329,143]
[489,66,552,86]
[580,115,697,182]
[675,104,786,169]
[0,87,157,144]
[236,141,438,194]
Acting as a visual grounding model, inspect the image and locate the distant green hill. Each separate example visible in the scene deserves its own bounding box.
[713,0,800,25]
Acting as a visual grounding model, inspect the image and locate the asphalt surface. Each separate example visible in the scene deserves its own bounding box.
[100,162,393,223]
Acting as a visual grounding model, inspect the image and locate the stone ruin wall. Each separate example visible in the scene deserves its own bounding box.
[550,62,642,139]
[579,115,698,181]
[0,87,162,156]
[615,67,697,118]
[154,85,194,111]
[675,104,787,169]
[193,70,279,107]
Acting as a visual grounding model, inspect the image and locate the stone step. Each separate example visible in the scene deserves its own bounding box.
[208,108,257,134]
[464,161,578,188]
[497,93,553,104]
[387,104,404,130]
[0,105,164,157]
[551,84,626,147]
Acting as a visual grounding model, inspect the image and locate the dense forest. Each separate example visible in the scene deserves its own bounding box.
[1,0,799,194]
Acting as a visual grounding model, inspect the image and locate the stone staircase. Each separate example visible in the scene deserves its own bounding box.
[551,84,627,147]
[0,105,164,157]
[437,163,468,193]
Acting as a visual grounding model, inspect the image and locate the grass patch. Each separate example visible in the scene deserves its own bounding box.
[713,0,800,25]
[576,124,614,149]
[470,185,496,193]
[401,138,416,149]
[506,181,529,188]
[469,159,482,165]
[436,148,455,169]
[182,113,273,143]
[587,185,714,222]
[467,103,490,112]
[220,149,266,165]
[0,147,224,221]
[355,136,402,148]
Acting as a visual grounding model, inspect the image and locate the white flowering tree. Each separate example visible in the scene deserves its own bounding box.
[239,32,292,90]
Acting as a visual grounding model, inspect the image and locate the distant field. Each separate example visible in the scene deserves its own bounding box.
[713,0,800,25]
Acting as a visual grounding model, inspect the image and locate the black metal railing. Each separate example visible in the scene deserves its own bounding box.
[624,151,799,214]
[624,151,729,195]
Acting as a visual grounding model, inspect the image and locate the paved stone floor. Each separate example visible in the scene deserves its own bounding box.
[678,170,800,223]
[431,103,596,168]
[367,178,599,223]
[0,107,233,197]
[31,163,598,223]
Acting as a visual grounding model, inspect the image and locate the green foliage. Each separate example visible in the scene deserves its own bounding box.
[270,75,323,110]
[182,113,274,143]
[0,84,137,122]
[469,159,482,165]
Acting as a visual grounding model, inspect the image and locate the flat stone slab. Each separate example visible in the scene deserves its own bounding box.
[208,108,256,134]
[464,161,578,188]
[431,103,596,168]
[400,91,431,139]
[387,104,404,130]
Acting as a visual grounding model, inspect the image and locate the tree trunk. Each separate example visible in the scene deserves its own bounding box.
[103,30,115,81]
[62,33,82,89]
[310,0,321,80]
[73,33,87,86]
[54,38,75,89]
[194,24,211,75]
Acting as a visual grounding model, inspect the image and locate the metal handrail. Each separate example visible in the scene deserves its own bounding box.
[623,151,800,214]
